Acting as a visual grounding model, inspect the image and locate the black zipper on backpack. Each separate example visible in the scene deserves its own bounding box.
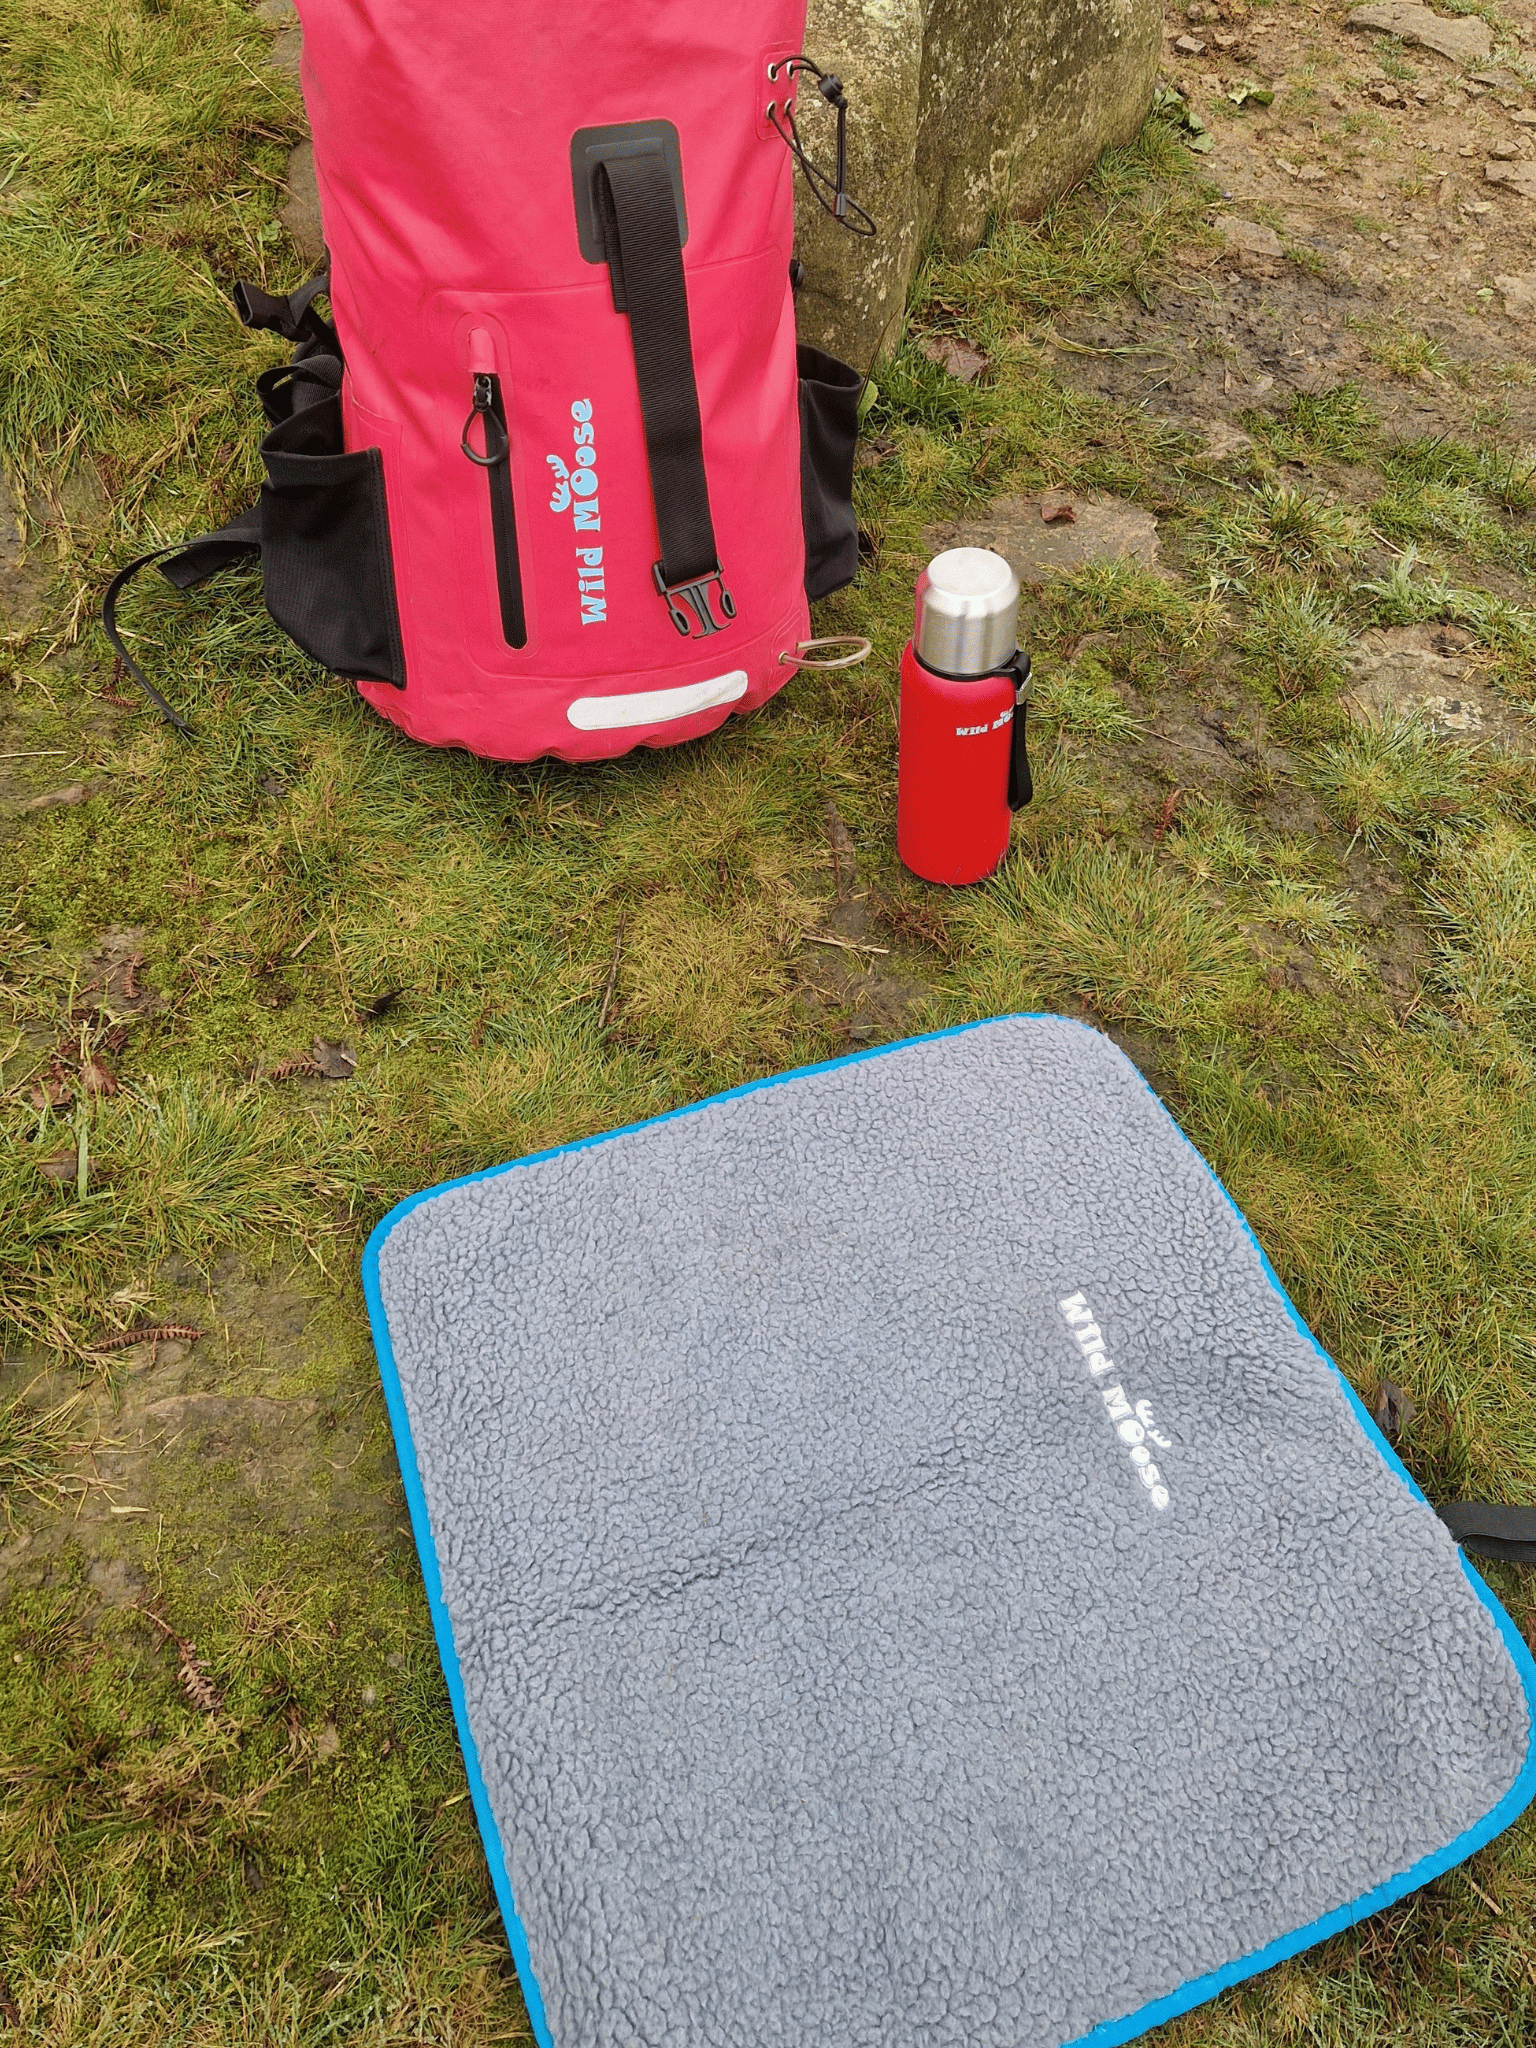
[460,372,527,649]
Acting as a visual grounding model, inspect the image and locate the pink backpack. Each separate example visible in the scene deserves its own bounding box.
[105,2,869,761]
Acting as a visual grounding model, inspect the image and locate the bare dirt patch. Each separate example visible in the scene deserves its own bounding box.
[1052,0,1536,458]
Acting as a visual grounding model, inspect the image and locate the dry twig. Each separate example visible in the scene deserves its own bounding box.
[803,932,890,957]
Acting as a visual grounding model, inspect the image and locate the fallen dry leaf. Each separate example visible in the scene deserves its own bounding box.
[79,1055,118,1097]
[1154,787,1186,842]
[140,1606,222,1713]
[29,1072,72,1111]
[177,1642,221,1713]
[357,987,403,1021]
[310,1039,357,1080]
[1373,1379,1416,1445]
[37,1146,77,1183]
[79,931,152,1017]
[918,335,988,384]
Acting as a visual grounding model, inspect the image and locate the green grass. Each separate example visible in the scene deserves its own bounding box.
[1252,382,1380,465]
[4,4,1536,2042]
[1166,801,1360,945]
[1427,821,1536,1045]
[1,1562,524,2043]
[1355,321,1455,383]
[953,840,1254,1030]
[0,1386,91,1519]
[1368,434,1536,583]
[1029,653,1143,742]
[1306,716,1493,853]
[1239,581,1353,700]
[1197,480,1365,588]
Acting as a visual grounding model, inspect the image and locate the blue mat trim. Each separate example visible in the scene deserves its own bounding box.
[362,1014,1536,2048]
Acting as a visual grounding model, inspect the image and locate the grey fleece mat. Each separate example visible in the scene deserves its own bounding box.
[364,1016,1536,2048]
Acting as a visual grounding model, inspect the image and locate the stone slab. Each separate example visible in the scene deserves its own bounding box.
[796,0,1163,364]
[268,26,302,75]
[1494,272,1536,317]
[1485,161,1536,198]
[1345,4,1493,65]
[1345,630,1531,750]
[1189,418,1255,464]
[1216,215,1284,260]
[0,474,46,628]
[924,491,1160,584]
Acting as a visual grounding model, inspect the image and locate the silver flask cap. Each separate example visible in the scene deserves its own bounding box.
[913,547,1020,677]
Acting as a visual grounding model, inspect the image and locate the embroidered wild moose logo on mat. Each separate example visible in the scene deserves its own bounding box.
[1059,1292,1173,1513]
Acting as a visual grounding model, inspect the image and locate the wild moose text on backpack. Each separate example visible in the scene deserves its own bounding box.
[104,4,873,763]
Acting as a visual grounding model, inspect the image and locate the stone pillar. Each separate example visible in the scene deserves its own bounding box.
[795,0,1162,367]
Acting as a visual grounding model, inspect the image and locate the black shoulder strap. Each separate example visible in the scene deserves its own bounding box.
[101,505,262,736]
[159,503,263,589]
[1440,1503,1536,1564]
[595,154,734,639]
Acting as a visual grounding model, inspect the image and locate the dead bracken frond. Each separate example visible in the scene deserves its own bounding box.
[139,1607,222,1716]
[84,1323,203,1354]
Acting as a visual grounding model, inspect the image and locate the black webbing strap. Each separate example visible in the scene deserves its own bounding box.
[100,347,345,733]
[1440,1503,1536,1564]
[1006,652,1033,812]
[101,507,262,736]
[160,504,263,589]
[595,153,733,638]
[234,272,337,360]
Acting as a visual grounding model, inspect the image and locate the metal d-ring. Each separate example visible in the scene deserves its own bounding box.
[778,636,872,669]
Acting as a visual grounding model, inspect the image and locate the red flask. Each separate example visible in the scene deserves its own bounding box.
[896,548,1032,886]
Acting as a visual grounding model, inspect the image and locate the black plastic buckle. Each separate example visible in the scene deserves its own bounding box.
[652,562,736,638]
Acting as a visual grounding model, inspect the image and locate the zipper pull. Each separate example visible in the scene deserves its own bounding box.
[460,372,508,467]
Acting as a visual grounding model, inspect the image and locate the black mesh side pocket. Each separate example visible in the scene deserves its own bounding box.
[796,343,861,602]
[254,357,406,687]
[260,445,406,685]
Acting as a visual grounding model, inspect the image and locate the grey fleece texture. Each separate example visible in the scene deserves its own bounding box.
[375,1017,1530,2048]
